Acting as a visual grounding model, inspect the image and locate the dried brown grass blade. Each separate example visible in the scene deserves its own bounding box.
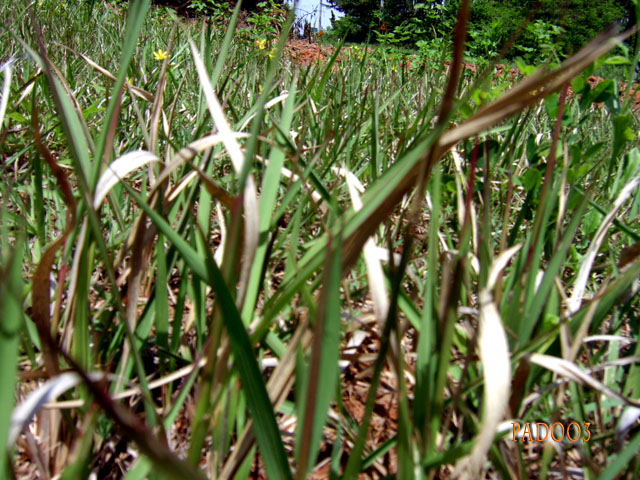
[31,239,66,377]
[30,106,77,376]
[184,158,236,210]
[438,0,471,124]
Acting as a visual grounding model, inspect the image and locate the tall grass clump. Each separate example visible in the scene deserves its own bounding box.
[2,0,640,478]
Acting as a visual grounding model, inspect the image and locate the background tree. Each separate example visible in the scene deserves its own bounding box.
[152,0,277,15]
[328,0,633,61]
[326,0,382,41]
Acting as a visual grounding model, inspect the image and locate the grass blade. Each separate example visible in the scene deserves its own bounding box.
[120,180,293,479]
[0,243,23,475]
[455,290,511,477]
[296,226,342,477]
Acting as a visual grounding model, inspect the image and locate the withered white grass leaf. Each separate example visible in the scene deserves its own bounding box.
[10,372,106,447]
[93,150,159,209]
[0,59,11,129]
[342,166,389,321]
[190,41,259,306]
[527,353,640,408]
[455,290,511,478]
[568,175,640,314]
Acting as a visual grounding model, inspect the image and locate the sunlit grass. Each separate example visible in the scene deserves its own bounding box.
[2,0,640,478]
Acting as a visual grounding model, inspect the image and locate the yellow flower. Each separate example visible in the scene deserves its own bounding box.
[255,39,267,51]
[153,49,168,61]
[268,48,277,60]
[391,65,398,73]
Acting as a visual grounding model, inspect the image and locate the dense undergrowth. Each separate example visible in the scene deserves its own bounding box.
[2,0,640,478]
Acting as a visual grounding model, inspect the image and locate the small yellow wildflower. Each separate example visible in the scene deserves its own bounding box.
[255,39,267,51]
[268,48,277,60]
[153,49,168,61]
[391,65,398,73]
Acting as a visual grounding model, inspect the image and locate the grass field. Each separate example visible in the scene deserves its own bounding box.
[2,0,640,478]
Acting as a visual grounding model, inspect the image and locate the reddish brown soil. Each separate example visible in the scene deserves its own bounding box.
[285,39,344,66]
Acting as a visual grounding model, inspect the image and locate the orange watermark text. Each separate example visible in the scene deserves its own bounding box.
[511,421,591,443]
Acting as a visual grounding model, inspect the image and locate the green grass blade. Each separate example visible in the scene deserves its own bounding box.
[0,242,23,476]
[597,430,640,480]
[296,225,342,477]
[242,77,297,321]
[93,0,151,183]
[120,181,292,480]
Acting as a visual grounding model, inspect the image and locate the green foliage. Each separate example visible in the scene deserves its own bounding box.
[325,14,359,41]
[327,0,380,41]
[245,0,287,37]
[188,0,232,21]
[329,0,461,43]
[329,0,631,63]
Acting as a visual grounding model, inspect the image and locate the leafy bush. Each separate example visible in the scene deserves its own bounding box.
[329,0,633,63]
